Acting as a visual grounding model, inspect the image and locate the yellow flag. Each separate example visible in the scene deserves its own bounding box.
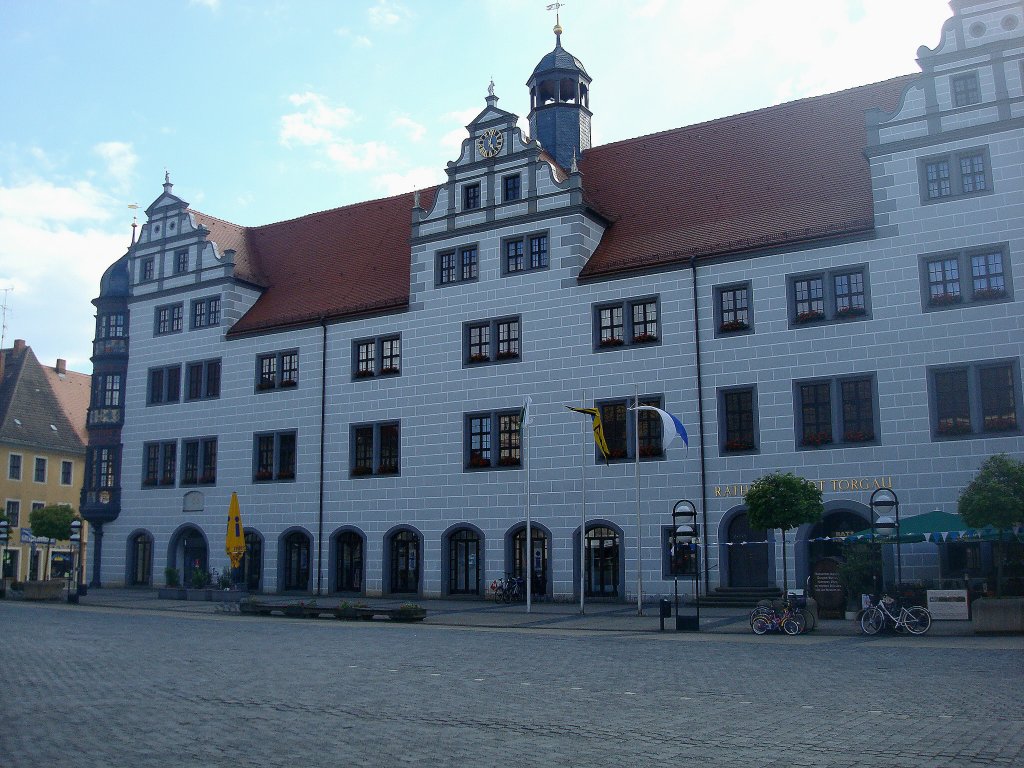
[566,406,611,463]
[225,492,246,569]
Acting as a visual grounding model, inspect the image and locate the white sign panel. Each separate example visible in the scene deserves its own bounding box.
[926,589,970,621]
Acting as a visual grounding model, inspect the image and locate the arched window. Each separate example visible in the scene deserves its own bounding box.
[336,531,363,592]
[448,528,480,595]
[241,530,262,592]
[390,530,419,594]
[585,525,619,597]
[129,532,152,586]
[512,526,548,598]
[283,531,310,591]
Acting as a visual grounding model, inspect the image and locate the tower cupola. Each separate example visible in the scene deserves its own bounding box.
[526,24,592,171]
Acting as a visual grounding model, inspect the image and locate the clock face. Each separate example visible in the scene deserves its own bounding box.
[476,128,503,158]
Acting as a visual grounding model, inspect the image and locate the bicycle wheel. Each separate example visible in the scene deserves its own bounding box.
[782,617,801,635]
[860,606,884,635]
[904,606,932,635]
[751,616,771,635]
[503,586,513,604]
[787,611,807,634]
[494,587,505,604]
[749,607,772,627]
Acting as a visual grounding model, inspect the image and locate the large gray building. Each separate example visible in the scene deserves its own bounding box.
[82,1,1023,602]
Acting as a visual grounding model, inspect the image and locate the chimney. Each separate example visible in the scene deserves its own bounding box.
[56,358,67,376]
[13,339,26,353]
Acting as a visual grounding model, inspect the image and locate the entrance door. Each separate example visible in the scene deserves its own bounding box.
[283,532,310,591]
[513,527,549,597]
[585,526,619,597]
[181,530,207,587]
[727,513,770,587]
[131,534,152,586]
[336,532,363,592]
[242,531,262,591]
[448,529,480,595]
[390,531,419,594]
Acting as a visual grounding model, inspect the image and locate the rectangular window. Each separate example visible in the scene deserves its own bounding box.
[722,389,756,452]
[155,304,184,335]
[594,297,660,350]
[438,251,457,284]
[951,72,980,107]
[794,277,825,322]
[465,411,523,470]
[505,239,524,272]
[8,454,20,481]
[436,247,479,286]
[93,447,116,489]
[637,402,663,459]
[201,438,217,484]
[352,335,401,379]
[919,146,992,203]
[185,359,220,401]
[99,313,126,339]
[789,268,869,325]
[718,286,750,333]
[33,457,47,483]
[463,183,480,210]
[97,374,122,407]
[504,233,548,274]
[141,258,154,281]
[253,431,297,482]
[980,365,1017,433]
[796,376,878,448]
[595,396,663,462]
[503,174,521,202]
[529,235,548,269]
[350,422,400,477]
[174,249,189,274]
[256,351,298,391]
[935,369,971,436]
[930,362,1021,438]
[5,500,20,527]
[160,443,176,485]
[461,247,478,281]
[60,461,72,486]
[148,365,181,405]
[143,442,176,487]
[498,414,521,467]
[465,317,519,365]
[192,297,221,329]
[834,271,866,317]
[841,379,875,442]
[799,382,833,447]
[468,415,491,469]
[182,440,199,486]
[922,245,1012,309]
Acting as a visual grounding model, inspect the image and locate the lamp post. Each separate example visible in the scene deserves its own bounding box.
[0,519,9,598]
[870,488,901,593]
[67,519,81,604]
[671,499,700,632]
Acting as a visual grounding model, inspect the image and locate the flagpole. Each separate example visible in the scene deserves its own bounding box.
[635,386,643,616]
[580,389,586,615]
[525,404,532,614]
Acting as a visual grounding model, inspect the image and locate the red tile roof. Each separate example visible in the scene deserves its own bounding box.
[578,75,915,278]
[195,75,914,335]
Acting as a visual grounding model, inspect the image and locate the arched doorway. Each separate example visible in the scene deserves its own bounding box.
[807,509,868,568]
[335,530,364,593]
[511,525,549,599]
[169,525,207,587]
[389,529,419,594]
[585,525,619,597]
[128,531,153,586]
[282,530,311,591]
[447,527,481,595]
[727,512,771,587]
[241,530,262,592]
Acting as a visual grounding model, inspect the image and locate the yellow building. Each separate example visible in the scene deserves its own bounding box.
[0,340,89,583]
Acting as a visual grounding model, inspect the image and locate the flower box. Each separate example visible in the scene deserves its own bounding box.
[277,470,295,480]
[929,292,962,307]
[354,369,375,378]
[199,473,217,484]
[599,337,625,347]
[607,449,628,460]
[257,380,276,391]
[794,310,824,324]
[638,446,662,458]
[351,465,373,476]
[937,420,971,436]
[632,333,658,344]
[843,430,875,443]
[972,288,1006,301]
[377,464,399,475]
[496,351,519,360]
[159,476,175,486]
[724,439,755,452]
[279,379,298,388]
[498,456,521,467]
[468,354,490,364]
[380,366,400,376]
[468,454,490,469]
[802,431,832,447]
[254,470,273,481]
[983,416,1017,432]
[142,478,157,487]
[719,320,749,333]
[836,306,866,318]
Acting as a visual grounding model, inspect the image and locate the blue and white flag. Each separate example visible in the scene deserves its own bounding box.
[633,405,689,451]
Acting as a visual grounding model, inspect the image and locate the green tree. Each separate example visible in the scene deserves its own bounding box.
[958,454,1024,596]
[745,472,824,595]
[28,505,76,580]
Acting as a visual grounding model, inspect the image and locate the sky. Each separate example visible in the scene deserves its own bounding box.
[0,0,953,373]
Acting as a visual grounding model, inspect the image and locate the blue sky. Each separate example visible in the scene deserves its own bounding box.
[0,0,951,372]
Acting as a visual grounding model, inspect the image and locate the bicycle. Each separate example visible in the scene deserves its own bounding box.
[859,594,932,635]
[489,576,509,603]
[750,599,805,635]
[502,576,525,604]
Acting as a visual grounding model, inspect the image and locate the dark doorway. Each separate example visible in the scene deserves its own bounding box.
[242,530,262,591]
[448,528,480,595]
[180,529,207,587]
[807,510,866,570]
[512,526,549,598]
[336,531,363,592]
[727,513,770,587]
[390,530,419,594]
[585,525,619,597]
[130,533,152,586]
[283,531,310,591]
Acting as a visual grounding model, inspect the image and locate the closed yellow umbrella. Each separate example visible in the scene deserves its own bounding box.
[225,492,246,570]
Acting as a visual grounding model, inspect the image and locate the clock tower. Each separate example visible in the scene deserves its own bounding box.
[526,22,592,171]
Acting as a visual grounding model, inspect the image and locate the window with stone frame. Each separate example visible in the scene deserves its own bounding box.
[503,174,521,202]
[951,72,980,107]
[8,454,20,481]
[181,438,217,486]
[793,277,825,323]
[154,304,184,335]
[142,441,176,487]
[436,246,479,286]
[352,335,401,378]
[798,382,833,447]
[718,285,750,333]
[185,360,221,401]
[631,300,658,343]
[141,258,155,282]
[841,378,875,443]
[919,147,992,203]
[796,375,878,448]
[350,422,400,477]
[922,245,1011,309]
[463,183,481,211]
[789,268,869,325]
[253,431,296,482]
[256,350,298,391]
[596,396,663,461]
[834,271,866,317]
[594,297,661,350]
[174,249,189,274]
[722,388,756,452]
[465,317,519,365]
[148,365,181,405]
[191,296,221,329]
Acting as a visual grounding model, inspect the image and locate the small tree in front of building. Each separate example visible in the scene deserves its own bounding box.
[745,472,824,595]
[28,505,76,580]
[958,454,1024,597]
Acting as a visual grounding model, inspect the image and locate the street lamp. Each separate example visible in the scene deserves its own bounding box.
[671,499,700,632]
[67,519,81,604]
[870,488,901,592]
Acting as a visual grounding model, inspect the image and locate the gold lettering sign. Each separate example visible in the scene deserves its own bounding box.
[713,476,892,500]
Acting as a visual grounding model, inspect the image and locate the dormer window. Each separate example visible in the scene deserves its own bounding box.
[463,183,481,211]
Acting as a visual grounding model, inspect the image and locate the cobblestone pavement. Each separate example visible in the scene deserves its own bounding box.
[1,600,1021,768]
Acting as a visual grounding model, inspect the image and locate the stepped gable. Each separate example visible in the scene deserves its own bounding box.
[578,74,917,278]
[225,189,437,337]
[0,344,86,455]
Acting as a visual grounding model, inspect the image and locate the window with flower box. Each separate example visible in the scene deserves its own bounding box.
[256,350,299,391]
[147,365,181,405]
[787,267,869,326]
[918,146,992,203]
[794,375,878,449]
[503,233,548,275]
[593,297,661,350]
[154,303,184,335]
[181,438,217,486]
[350,422,400,477]
[185,359,221,401]
[928,360,1020,439]
[465,410,522,470]
[719,387,757,453]
[253,431,296,482]
[920,245,1012,310]
[352,335,401,379]
[464,317,520,366]
[436,246,479,286]
[594,395,664,462]
[142,441,177,488]
[715,284,751,335]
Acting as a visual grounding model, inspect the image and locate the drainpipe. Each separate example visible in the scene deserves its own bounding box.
[317,316,327,595]
[690,256,710,595]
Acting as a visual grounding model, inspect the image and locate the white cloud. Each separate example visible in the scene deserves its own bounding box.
[392,116,425,142]
[336,27,372,48]
[0,180,113,225]
[93,141,137,194]
[280,92,397,172]
[368,0,410,27]
[439,107,480,157]
[373,167,445,197]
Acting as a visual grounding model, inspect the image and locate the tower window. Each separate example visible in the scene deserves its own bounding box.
[463,183,481,211]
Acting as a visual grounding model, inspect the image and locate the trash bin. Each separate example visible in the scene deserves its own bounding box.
[659,598,672,630]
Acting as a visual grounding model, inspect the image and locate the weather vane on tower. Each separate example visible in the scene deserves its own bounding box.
[546,2,565,36]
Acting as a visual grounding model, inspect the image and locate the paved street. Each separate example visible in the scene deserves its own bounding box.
[1,600,1021,767]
